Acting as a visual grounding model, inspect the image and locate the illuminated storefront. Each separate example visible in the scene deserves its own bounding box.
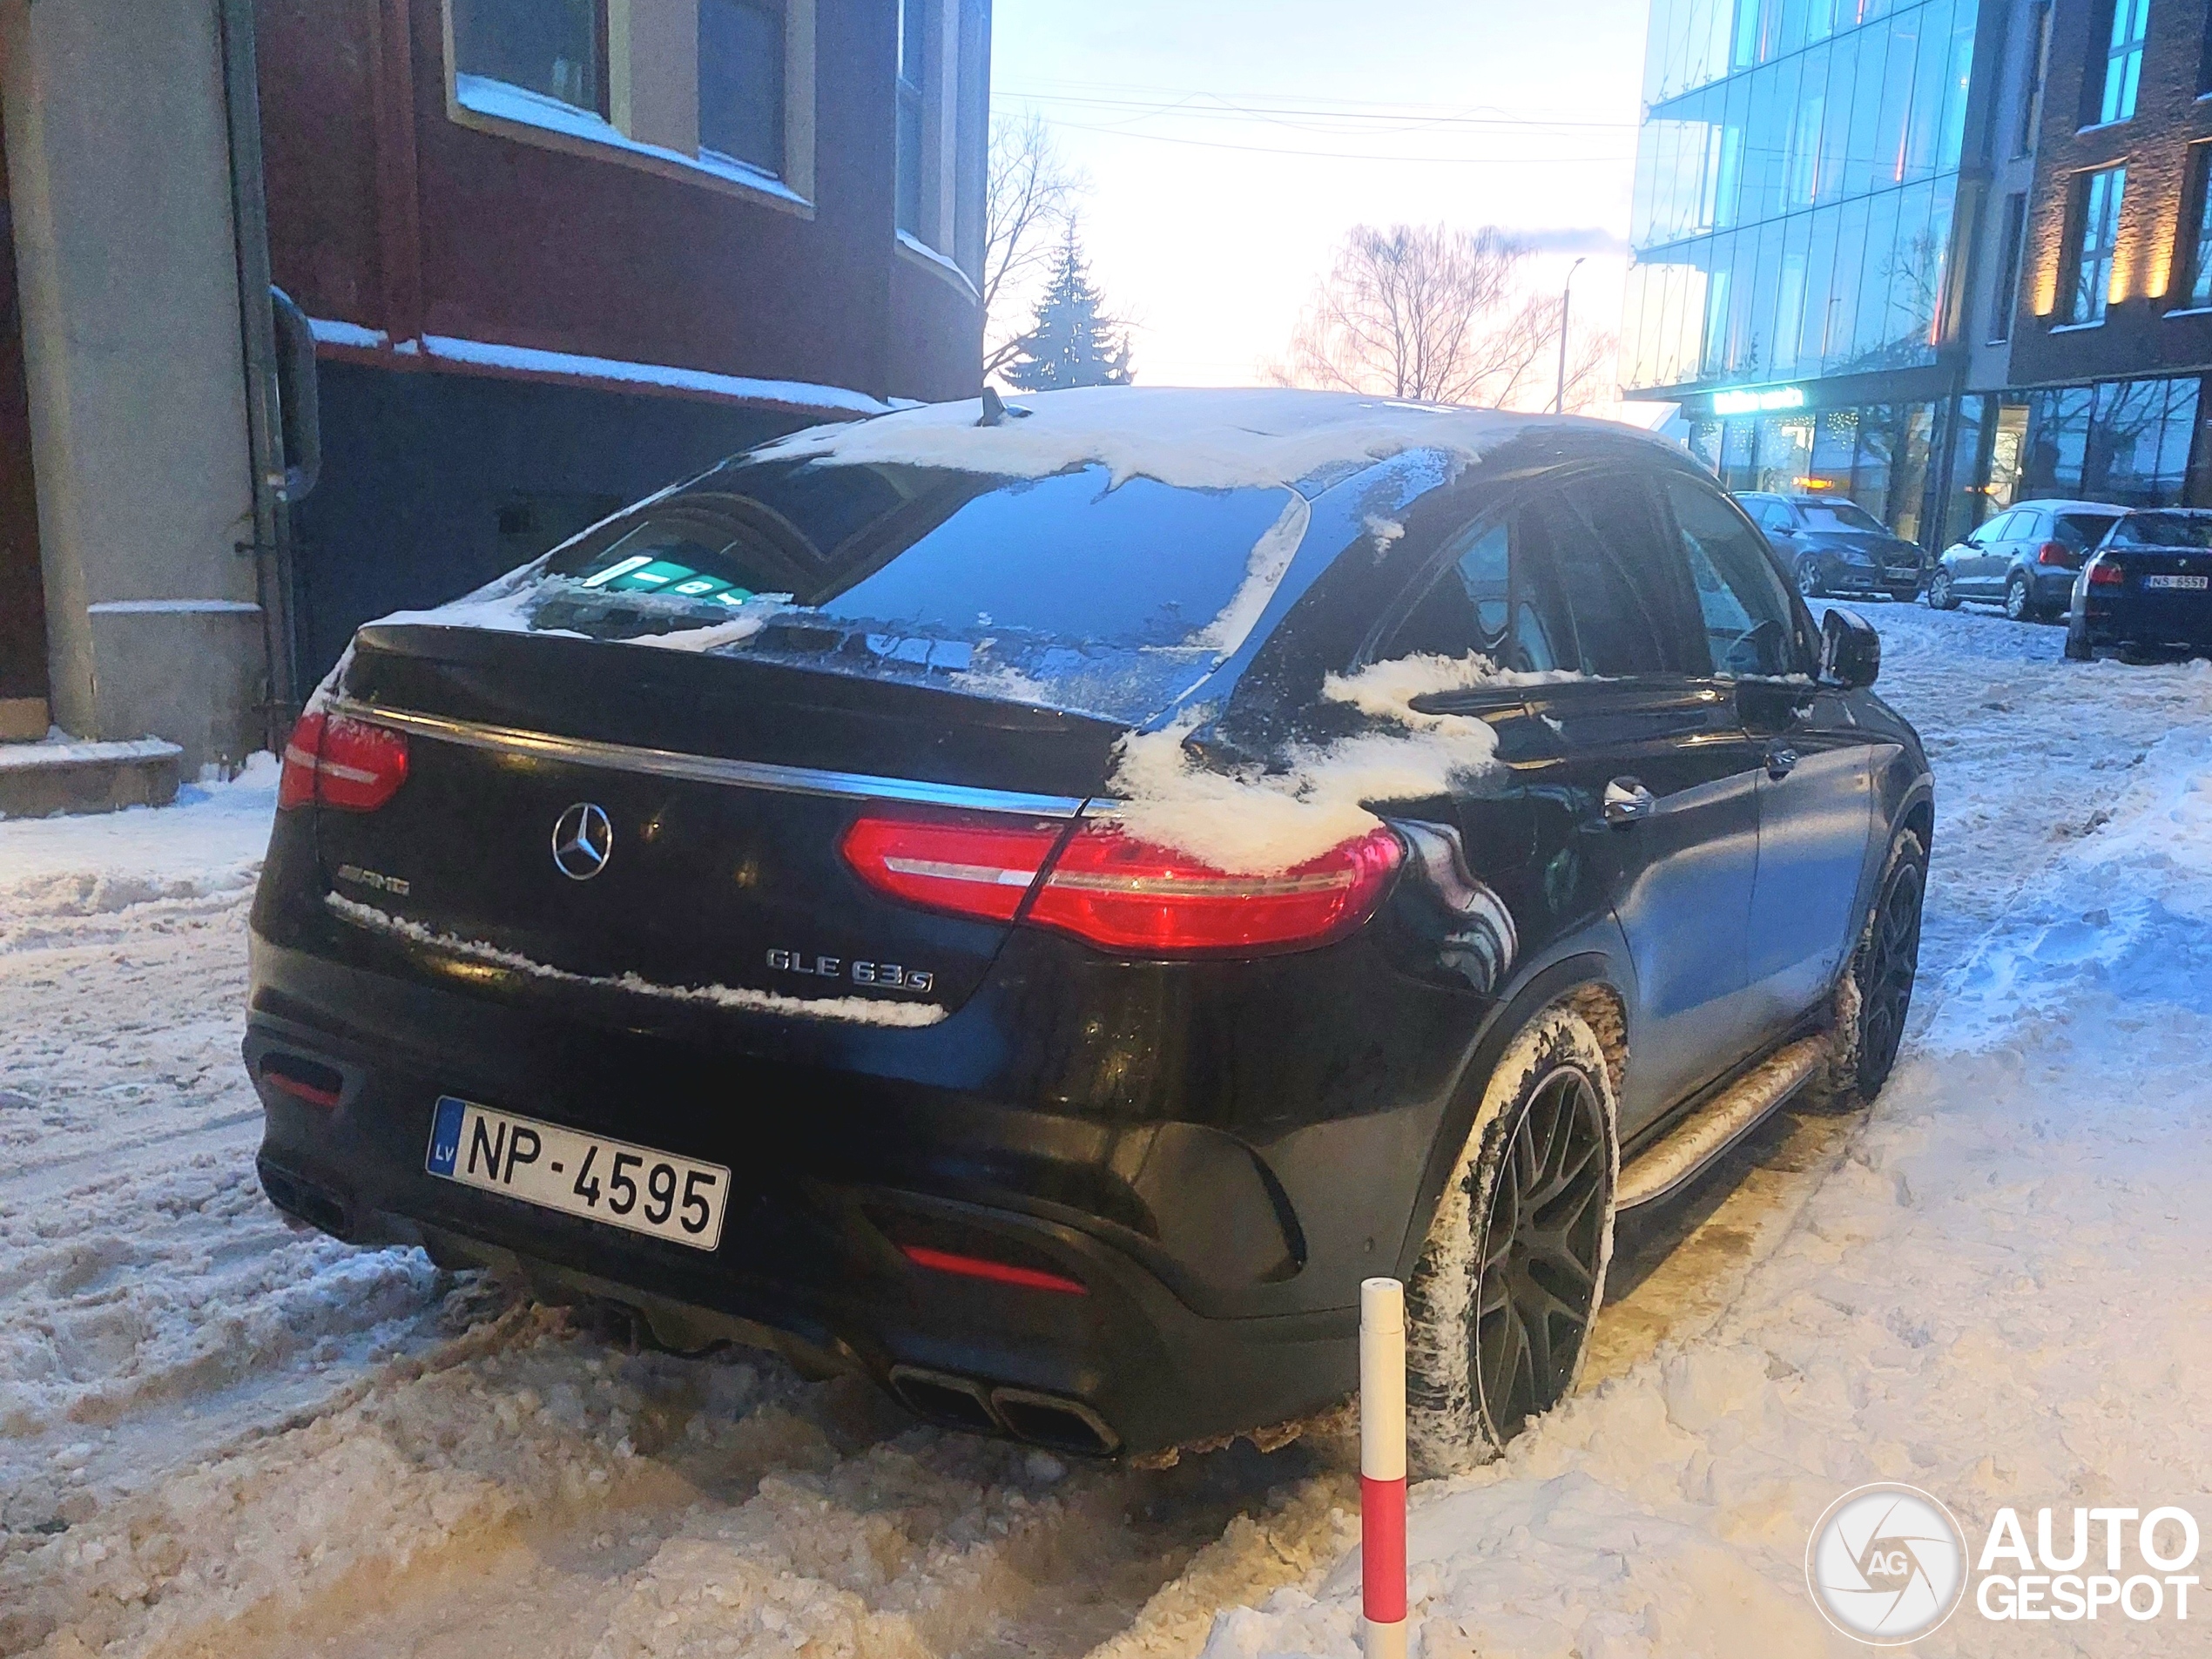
[1622,0,1994,550]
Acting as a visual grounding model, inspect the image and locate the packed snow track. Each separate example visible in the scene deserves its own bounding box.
[3,604,2209,1658]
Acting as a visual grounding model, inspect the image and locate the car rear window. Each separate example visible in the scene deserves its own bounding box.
[539,460,1304,721]
[2053,512,2121,552]
[2108,512,2212,550]
[1797,501,1885,533]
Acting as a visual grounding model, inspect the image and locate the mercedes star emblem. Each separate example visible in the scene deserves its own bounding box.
[551,801,614,881]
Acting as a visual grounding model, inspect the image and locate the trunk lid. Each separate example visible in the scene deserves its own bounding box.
[314,624,1130,1018]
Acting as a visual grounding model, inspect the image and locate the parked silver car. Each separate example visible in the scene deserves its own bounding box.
[1926,499,2126,621]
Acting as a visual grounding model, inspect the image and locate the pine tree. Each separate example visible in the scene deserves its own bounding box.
[1001,228,1134,391]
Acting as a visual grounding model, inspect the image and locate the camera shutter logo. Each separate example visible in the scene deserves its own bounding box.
[1805,1483,1968,1645]
[551,802,614,881]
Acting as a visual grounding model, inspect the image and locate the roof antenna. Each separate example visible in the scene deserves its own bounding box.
[978,386,1032,427]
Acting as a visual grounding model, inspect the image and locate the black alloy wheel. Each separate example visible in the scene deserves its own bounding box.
[2004,571,2034,623]
[1474,1068,1610,1441]
[1796,556,1828,600]
[1856,853,1924,1094]
[1925,568,1958,610]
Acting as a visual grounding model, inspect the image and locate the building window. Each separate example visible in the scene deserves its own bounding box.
[2067,165,2128,324]
[2022,378,2202,504]
[895,0,927,238]
[2016,2,2051,157]
[445,0,817,209]
[452,0,604,116]
[891,0,987,283]
[2178,145,2212,308]
[2091,0,2151,127]
[1993,191,2028,341]
[698,0,785,177]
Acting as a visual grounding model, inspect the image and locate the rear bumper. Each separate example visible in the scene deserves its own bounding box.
[2076,593,2212,648]
[243,877,1481,1453]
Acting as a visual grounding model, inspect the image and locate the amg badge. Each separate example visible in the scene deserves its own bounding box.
[766,948,934,995]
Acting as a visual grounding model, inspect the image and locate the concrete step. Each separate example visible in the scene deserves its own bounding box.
[0,737,183,819]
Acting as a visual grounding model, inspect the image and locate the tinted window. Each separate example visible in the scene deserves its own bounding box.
[2054,511,2121,551]
[2111,511,2212,549]
[452,0,601,112]
[1386,517,1579,674]
[1541,476,1699,677]
[1662,475,1801,678]
[544,462,1303,723]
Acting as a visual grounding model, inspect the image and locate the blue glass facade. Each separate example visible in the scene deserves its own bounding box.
[1622,0,1981,394]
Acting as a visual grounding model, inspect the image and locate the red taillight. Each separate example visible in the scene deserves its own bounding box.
[1028,821,1405,954]
[899,1244,1088,1295]
[841,809,1405,957]
[278,711,325,810]
[276,710,408,813]
[2087,558,2125,589]
[839,812,1066,922]
[2036,541,2080,568]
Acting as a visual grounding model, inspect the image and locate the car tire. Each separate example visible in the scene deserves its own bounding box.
[1404,1005,1617,1476]
[1887,586,1919,603]
[1803,828,1925,1113]
[2003,572,2036,623]
[2064,622,2094,661]
[1925,569,1959,610]
[1795,556,1828,600]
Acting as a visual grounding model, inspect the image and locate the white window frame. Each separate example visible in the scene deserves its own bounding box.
[442,0,817,217]
[892,0,987,295]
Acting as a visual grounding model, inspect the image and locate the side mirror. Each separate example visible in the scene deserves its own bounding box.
[1820,607,1881,689]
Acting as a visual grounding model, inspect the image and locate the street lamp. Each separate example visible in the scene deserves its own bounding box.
[1554,256,1588,415]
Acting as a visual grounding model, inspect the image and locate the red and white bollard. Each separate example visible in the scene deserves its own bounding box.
[1360,1277,1408,1659]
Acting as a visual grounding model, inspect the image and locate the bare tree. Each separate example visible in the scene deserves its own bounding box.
[1276,224,1614,412]
[984,114,1085,381]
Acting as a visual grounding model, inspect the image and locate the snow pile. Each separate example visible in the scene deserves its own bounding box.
[1180,637,2212,1658]
[0,755,279,941]
[759,387,1650,493]
[1105,653,1517,873]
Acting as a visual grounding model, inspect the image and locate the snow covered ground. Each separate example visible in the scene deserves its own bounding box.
[3,603,2209,1658]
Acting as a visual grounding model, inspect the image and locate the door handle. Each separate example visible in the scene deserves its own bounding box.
[1602,777,1656,826]
[1765,745,1799,779]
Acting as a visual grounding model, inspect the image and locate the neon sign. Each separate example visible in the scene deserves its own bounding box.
[1711,387,1807,415]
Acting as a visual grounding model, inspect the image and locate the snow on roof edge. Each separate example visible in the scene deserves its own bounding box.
[305,318,890,420]
[752,386,1670,493]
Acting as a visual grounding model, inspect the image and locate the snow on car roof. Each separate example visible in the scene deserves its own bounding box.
[752,386,1663,492]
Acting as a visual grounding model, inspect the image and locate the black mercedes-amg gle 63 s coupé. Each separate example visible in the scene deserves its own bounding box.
[246,389,1932,1473]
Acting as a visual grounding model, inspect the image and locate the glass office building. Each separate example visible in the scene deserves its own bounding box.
[1622,0,1984,545]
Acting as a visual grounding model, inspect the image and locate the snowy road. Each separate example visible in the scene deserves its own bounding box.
[3,604,2208,1657]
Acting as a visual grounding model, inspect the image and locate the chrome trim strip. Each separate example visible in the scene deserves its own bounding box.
[325,698,1091,818]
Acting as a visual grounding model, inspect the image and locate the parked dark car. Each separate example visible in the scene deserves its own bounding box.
[246,390,1932,1474]
[2066,508,2212,660]
[1926,499,2125,621]
[1735,490,1926,600]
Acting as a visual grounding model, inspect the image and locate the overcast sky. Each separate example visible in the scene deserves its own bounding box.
[990,0,1652,395]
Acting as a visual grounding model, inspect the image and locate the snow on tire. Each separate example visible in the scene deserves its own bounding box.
[1802,827,1926,1113]
[1404,1006,1618,1478]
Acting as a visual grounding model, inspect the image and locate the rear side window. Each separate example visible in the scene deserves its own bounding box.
[1386,517,1578,674]
[1539,475,1700,677]
[1662,475,1802,678]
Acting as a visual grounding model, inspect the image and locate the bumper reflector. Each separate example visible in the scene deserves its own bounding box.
[899,1243,1088,1295]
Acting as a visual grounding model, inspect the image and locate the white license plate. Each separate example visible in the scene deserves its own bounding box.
[2143,573,2209,590]
[426,1097,729,1251]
